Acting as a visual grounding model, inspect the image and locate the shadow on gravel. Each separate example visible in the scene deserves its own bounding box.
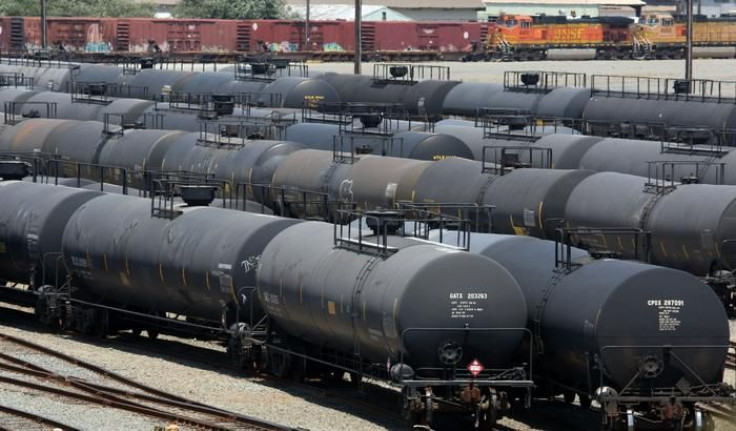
[0,305,601,431]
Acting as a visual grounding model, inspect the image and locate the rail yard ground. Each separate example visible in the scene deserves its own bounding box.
[0,301,733,431]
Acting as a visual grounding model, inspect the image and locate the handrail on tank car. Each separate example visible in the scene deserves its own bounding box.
[333,211,401,256]
[503,70,587,93]
[597,344,736,402]
[582,119,667,140]
[234,182,355,221]
[3,101,58,125]
[591,74,736,103]
[46,158,134,195]
[645,160,726,189]
[554,227,652,269]
[396,327,535,388]
[396,201,495,235]
[0,72,34,90]
[148,171,228,219]
[482,146,553,175]
[332,134,404,160]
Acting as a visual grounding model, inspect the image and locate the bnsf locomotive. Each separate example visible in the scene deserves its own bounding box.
[469,13,736,60]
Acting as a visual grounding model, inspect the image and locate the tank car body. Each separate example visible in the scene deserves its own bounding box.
[258,221,527,369]
[564,172,736,274]
[0,181,100,286]
[62,192,301,321]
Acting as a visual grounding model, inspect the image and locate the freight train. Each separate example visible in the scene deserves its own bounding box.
[0,16,489,61]
[0,173,731,430]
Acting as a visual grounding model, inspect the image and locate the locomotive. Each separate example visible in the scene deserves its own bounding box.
[468,13,736,61]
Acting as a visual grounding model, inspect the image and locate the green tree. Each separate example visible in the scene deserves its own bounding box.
[0,0,156,17]
[175,0,286,19]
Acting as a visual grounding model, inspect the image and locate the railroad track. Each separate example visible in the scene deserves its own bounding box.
[0,332,293,431]
[0,403,80,431]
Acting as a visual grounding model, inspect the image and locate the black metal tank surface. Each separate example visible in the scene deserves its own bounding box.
[256,77,340,108]
[564,172,736,274]
[441,82,505,117]
[535,87,592,119]
[483,169,595,239]
[0,181,100,285]
[401,79,461,117]
[208,140,307,190]
[0,118,73,153]
[123,69,192,99]
[583,97,736,144]
[96,129,188,183]
[62,193,302,321]
[391,131,474,160]
[257,221,528,369]
[430,233,730,399]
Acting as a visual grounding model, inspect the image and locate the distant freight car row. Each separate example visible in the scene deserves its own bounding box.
[2,14,736,63]
[0,17,488,61]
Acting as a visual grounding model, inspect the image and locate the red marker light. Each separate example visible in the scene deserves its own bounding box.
[467,359,484,376]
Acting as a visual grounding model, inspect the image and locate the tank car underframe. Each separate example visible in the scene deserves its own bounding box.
[233,322,536,429]
[568,343,735,430]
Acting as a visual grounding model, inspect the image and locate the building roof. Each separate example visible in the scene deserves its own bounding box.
[284,0,486,10]
[484,0,643,5]
[286,5,414,20]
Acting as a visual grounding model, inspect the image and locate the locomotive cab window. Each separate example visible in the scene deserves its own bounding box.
[662,19,673,26]
[505,19,517,27]
[521,21,532,28]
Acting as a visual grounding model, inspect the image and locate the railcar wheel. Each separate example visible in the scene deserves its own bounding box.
[580,394,592,409]
[146,328,159,340]
[563,390,576,404]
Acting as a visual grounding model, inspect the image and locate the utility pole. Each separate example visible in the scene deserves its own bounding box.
[354,0,361,75]
[41,0,47,50]
[686,0,693,82]
[305,0,310,52]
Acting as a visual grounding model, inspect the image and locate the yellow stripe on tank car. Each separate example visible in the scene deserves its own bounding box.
[181,268,187,287]
[86,251,92,269]
[327,301,336,315]
[660,242,668,257]
[681,244,689,260]
[125,258,130,276]
[205,271,210,290]
[159,262,165,284]
[103,254,108,272]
